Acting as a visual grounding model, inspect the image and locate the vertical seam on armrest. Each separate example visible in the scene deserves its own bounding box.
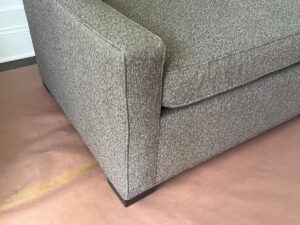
[55,0,164,198]
[54,0,131,198]
[125,43,166,198]
[123,53,130,199]
[154,47,166,185]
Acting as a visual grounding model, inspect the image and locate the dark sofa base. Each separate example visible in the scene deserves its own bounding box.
[107,179,157,207]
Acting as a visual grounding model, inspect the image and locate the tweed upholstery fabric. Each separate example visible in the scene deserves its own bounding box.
[23,0,165,200]
[106,0,300,108]
[157,63,300,182]
[24,0,300,203]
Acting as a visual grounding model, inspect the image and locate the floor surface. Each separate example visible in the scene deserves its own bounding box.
[0,65,299,225]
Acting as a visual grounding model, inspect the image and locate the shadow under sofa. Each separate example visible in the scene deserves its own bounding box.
[23,0,300,206]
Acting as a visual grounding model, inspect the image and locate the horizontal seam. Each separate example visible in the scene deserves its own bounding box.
[163,33,300,108]
[157,101,300,183]
[165,31,300,75]
[163,61,300,109]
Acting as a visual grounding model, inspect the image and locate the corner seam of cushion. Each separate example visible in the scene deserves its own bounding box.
[165,31,300,75]
[163,61,300,109]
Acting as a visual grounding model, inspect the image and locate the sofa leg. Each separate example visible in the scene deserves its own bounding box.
[107,179,157,207]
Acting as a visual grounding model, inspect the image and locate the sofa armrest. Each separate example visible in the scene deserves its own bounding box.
[23,0,165,200]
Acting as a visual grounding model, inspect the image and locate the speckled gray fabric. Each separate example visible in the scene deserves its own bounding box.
[106,0,300,108]
[24,0,300,203]
[23,0,165,200]
[157,63,300,182]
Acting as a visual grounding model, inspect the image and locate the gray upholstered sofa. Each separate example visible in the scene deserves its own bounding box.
[23,0,300,206]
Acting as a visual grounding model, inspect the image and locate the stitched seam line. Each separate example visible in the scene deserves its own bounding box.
[154,49,167,185]
[163,36,300,108]
[166,31,300,75]
[164,62,299,109]
[123,53,130,200]
[157,106,300,184]
[56,0,166,199]
[55,0,131,198]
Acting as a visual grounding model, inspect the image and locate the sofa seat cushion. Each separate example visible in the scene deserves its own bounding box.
[105,0,300,108]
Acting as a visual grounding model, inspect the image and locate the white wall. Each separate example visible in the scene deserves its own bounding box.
[0,0,35,63]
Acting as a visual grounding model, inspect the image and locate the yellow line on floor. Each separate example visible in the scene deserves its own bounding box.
[0,159,98,212]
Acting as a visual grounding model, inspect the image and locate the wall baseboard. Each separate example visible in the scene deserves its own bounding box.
[0,1,35,63]
[0,56,36,72]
